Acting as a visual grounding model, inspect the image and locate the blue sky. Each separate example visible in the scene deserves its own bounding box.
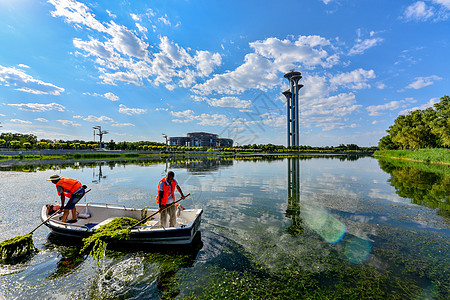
[0,0,448,147]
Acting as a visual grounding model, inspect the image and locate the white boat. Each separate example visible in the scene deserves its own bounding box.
[40,203,203,245]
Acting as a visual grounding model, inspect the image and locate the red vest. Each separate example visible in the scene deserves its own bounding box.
[156,178,176,205]
[56,178,82,198]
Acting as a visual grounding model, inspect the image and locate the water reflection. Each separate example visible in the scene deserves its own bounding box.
[285,158,303,236]
[378,158,450,216]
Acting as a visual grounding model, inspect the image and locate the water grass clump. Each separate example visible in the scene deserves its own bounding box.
[0,234,37,263]
[80,217,137,264]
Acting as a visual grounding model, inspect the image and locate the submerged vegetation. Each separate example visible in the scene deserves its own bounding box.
[0,234,37,263]
[80,217,137,264]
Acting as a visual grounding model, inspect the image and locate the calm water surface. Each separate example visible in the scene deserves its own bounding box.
[0,156,449,299]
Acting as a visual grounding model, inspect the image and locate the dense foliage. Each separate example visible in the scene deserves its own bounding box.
[379,95,450,150]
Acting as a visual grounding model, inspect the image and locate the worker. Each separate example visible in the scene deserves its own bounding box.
[157,171,186,227]
[48,174,86,223]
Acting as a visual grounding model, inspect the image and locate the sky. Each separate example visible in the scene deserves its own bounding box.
[0,0,449,147]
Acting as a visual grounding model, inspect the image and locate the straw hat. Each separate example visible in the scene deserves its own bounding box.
[47,174,62,181]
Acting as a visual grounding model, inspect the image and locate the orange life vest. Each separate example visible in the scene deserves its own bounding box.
[56,178,82,199]
[156,178,177,205]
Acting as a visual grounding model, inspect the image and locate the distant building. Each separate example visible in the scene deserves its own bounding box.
[169,132,233,148]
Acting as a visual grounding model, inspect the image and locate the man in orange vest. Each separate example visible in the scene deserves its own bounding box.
[157,171,186,227]
[48,174,86,223]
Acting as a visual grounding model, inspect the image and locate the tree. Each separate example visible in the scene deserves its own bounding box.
[430,95,450,147]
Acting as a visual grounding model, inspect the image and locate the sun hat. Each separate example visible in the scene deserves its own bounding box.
[47,174,62,181]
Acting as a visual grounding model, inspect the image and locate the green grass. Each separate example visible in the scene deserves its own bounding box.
[374,148,450,164]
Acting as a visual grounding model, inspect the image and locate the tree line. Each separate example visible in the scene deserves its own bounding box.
[0,132,374,153]
[379,95,450,150]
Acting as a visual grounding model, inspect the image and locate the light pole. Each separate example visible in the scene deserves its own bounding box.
[93,126,108,149]
[162,133,168,152]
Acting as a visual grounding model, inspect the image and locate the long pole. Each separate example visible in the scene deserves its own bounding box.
[130,193,190,229]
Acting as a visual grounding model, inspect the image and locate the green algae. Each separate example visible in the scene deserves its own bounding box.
[80,217,137,265]
[0,234,37,263]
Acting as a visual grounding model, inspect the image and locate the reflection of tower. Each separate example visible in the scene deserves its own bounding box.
[92,163,107,184]
[286,157,303,236]
[283,71,303,147]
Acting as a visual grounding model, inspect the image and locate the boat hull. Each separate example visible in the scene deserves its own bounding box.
[40,203,202,245]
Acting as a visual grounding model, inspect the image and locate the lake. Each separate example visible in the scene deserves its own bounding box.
[0,155,449,299]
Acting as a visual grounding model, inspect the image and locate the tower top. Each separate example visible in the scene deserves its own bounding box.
[284,71,302,81]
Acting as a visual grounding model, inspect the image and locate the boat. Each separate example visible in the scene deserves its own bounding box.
[40,203,203,245]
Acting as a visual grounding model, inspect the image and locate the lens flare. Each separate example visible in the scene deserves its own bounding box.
[345,237,372,264]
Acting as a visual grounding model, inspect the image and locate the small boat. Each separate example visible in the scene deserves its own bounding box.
[40,203,203,245]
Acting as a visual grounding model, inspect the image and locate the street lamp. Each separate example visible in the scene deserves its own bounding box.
[162,133,168,152]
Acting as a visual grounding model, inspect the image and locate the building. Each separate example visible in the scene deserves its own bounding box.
[169,132,233,148]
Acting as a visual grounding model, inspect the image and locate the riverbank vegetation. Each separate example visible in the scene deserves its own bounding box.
[375,148,450,165]
[378,95,449,150]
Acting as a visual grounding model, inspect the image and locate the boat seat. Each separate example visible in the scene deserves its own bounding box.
[92,217,116,230]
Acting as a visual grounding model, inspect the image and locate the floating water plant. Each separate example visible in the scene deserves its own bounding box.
[0,234,37,263]
[80,217,137,264]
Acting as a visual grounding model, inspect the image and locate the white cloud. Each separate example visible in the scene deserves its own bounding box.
[0,65,65,95]
[405,75,442,89]
[84,91,119,101]
[206,96,252,109]
[349,37,383,55]
[57,119,81,126]
[103,92,119,101]
[83,115,114,122]
[399,97,439,115]
[193,35,339,95]
[433,0,450,9]
[260,112,286,127]
[329,68,376,90]
[10,119,32,124]
[106,9,116,19]
[118,104,147,115]
[158,15,171,26]
[403,1,435,21]
[366,99,414,116]
[111,123,135,127]
[8,102,65,112]
[35,118,48,122]
[170,109,229,126]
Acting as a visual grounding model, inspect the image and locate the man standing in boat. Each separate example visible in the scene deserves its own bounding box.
[48,174,86,223]
[157,171,186,227]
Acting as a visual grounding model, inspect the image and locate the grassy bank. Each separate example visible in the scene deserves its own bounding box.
[374,148,450,165]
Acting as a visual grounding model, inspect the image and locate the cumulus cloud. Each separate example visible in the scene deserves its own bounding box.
[206,96,252,109]
[170,109,230,126]
[49,0,221,89]
[329,68,376,90]
[405,75,442,89]
[8,102,65,112]
[118,104,147,115]
[193,35,339,95]
[0,65,65,95]
[84,91,119,101]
